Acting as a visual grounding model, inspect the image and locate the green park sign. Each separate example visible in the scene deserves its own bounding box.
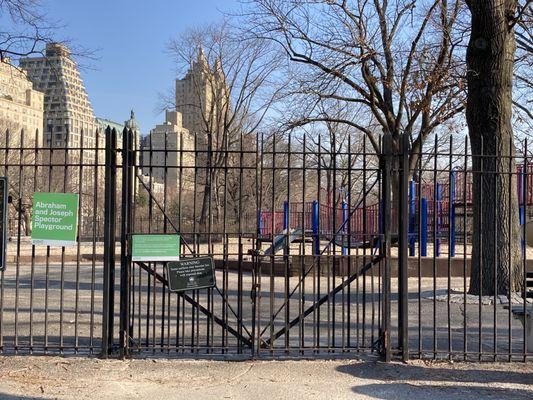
[31,192,79,247]
[131,234,180,262]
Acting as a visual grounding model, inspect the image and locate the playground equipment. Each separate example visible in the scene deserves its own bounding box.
[259,165,533,257]
[262,228,304,256]
[259,199,380,256]
[258,172,450,257]
[259,174,461,257]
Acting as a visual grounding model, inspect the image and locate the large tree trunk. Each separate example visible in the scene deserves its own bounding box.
[466,0,523,295]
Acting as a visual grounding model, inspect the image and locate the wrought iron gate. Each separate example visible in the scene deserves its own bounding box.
[103,127,391,359]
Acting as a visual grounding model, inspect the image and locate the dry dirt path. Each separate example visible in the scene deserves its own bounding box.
[0,357,531,399]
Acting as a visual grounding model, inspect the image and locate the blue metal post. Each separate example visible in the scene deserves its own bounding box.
[283,201,289,231]
[408,180,416,256]
[521,169,526,254]
[342,200,348,256]
[421,198,428,257]
[436,184,442,257]
[312,200,320,255]
[450,171,456,257]
[258,209,264,236]
[520,169,525,225]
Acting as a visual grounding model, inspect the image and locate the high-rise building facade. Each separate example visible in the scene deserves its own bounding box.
[20,43,100,191]
[173,49,233,228]
[0,59,44,146]
[20,43,100,151]
[142,110,195,196]
[0,59,45,235]
[175,49,229,153]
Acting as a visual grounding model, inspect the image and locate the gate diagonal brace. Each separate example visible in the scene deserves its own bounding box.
[136,173,259,345]
[259,178,381,339]
[264,255,384,347]
[136,261,253,348]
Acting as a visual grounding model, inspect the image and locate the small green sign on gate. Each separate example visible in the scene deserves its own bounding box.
[32,192,79,247]
[131,234,180,262]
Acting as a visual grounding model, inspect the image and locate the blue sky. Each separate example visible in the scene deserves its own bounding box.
[40,0,239,134]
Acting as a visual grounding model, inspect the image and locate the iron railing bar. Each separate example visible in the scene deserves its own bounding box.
[265,255,384,346]
[135,261,254,348]
[259,177,380,337]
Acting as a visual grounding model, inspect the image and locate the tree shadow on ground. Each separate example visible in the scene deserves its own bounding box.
[0,393,49,400]
[350,383,531,400]
[336,362,532,400]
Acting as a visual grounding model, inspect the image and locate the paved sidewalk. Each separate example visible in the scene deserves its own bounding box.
[0,356,531,399]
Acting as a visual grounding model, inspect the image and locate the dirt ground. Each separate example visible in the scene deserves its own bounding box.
[0,356,531,400]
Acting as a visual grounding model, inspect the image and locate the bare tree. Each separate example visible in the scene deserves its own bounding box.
[513,2,532,138]
[300,108,377,209]
[167,21,284,232]
[242,0,465,194]
[0,0,54,61]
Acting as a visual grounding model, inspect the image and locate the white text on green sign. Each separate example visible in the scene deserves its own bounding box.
[131,234,180,262]
[31,192,79,247]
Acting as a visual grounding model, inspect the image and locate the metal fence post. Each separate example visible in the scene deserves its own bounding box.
[342,200,348,256]
[119,128,133,358]
[450,171,456,257]
[436,183,442,257]
[519,167,524,225]
[102,127,117,358]
[398,133,409,361]
[283,201,289,231]
[312,200,320,255]
[421,199,428,257]
[380,133,392,362]
[409,180,416,256]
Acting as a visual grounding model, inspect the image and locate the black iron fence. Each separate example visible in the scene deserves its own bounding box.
[389,134,532,362]
[0,127,107,355]
[0,126,531,362]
